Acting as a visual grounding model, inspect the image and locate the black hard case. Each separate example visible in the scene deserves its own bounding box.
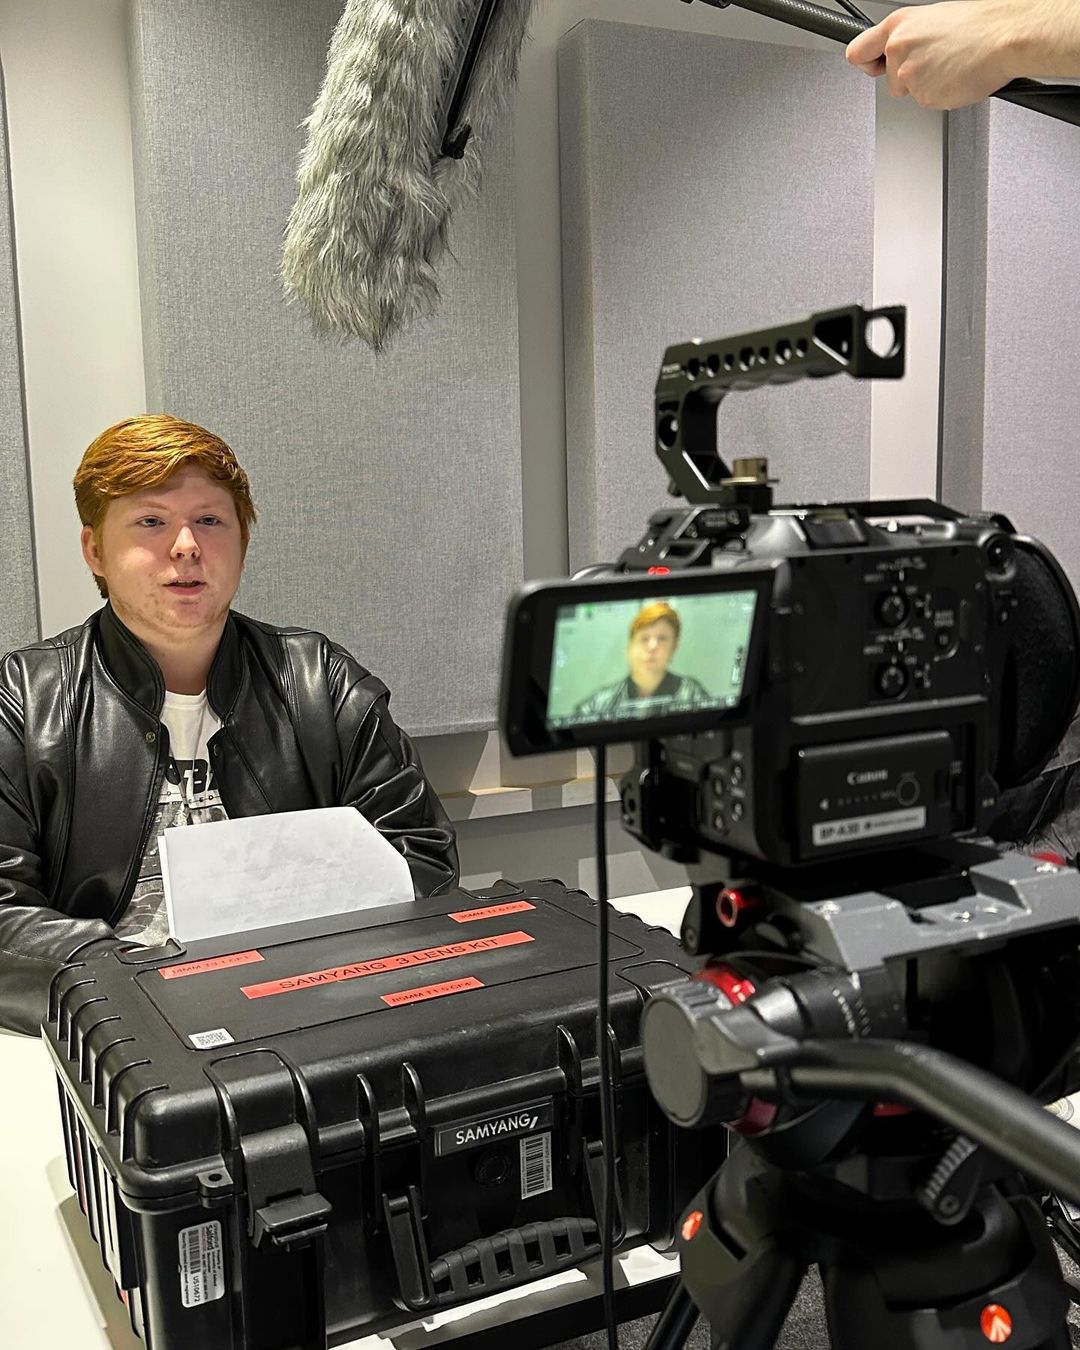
[44,880,712,1349]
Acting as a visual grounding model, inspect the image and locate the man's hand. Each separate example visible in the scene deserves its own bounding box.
[846,2,1023,109]
[846,0,1080,111]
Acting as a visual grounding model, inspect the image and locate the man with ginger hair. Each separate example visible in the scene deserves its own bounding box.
[574,601,711,722]
[0,414,457,1034]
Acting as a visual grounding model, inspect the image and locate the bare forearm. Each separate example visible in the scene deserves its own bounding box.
[1009,0,1080,79]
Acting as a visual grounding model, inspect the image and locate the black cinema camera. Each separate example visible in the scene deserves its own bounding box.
[499,306,1080,1350]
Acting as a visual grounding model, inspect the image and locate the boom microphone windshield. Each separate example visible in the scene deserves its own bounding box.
[282,0,535,350]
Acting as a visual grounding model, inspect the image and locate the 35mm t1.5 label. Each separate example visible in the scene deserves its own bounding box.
[435,1100,555,1156]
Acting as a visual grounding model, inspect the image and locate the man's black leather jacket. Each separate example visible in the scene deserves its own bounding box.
[0,605,458,1034]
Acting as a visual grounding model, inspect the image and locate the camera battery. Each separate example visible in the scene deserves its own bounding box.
[796,731,955,857]
[45,880,712,1350]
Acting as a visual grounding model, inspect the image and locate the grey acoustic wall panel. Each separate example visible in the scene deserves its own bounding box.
[127,0,522,735]
[939,106,989,516]
[942,100,1080,589]
[0,61,38,653]
[559,21,877,571]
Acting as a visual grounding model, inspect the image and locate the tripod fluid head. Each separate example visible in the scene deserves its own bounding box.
[639,843,1080,1349]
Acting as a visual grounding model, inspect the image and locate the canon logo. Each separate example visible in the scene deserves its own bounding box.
[847,769,888,786]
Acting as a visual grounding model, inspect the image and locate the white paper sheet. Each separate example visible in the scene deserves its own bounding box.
[160,806,414,942]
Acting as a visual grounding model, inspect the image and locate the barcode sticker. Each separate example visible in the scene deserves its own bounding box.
[520,1132,552,1199]
[189,1028,234,1050]
[178,1220,224,1307]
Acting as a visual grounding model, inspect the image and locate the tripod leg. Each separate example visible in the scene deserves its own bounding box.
[688,1239,805,1350]
[643,1280,700,1350]
[677,1151,808,1350]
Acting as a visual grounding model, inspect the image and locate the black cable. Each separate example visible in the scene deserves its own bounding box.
[594,745,619,1350]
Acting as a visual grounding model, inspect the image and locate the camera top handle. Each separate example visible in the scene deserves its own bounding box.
[654,303,905,506]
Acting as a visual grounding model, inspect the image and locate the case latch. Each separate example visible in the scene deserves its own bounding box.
[252,1190,332,1251]
[242,1121,331,1250]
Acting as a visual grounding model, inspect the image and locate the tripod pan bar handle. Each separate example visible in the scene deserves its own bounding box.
[757,1038,1080,1206]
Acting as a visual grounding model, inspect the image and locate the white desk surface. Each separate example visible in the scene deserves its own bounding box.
[0,887,692,1350]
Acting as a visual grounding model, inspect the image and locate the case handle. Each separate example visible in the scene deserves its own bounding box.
[383,1188,602,1311]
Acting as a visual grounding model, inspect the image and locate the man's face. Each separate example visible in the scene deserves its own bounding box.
[627,619,678,694]
[81,467,244,644]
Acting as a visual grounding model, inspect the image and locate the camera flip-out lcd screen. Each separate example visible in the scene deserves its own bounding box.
[548,592,757,727]
[500,568,774,755]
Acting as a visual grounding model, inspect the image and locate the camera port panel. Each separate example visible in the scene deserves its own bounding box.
[787,547,988,716]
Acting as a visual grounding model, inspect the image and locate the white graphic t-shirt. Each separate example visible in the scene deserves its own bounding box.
[114,691,228,947]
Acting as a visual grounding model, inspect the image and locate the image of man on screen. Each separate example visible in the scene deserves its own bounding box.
[573,602,711,721]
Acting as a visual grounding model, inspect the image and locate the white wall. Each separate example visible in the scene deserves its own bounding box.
[0,0,943,893]
[0,0,145,633]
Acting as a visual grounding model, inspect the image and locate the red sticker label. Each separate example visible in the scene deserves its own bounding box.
[448,900,536,923]
[159,950,264,980]
[382,977,484,1007]
[240,930,535,1000]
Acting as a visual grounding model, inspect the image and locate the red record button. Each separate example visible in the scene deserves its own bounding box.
[681,1210,704,1242]
[980,1304,1013,1342]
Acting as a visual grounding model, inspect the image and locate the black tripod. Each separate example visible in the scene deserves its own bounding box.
[644,1142,1070,1350]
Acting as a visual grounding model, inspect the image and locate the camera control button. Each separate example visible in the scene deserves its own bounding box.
[878,664,907,699]
[877,592,908,628]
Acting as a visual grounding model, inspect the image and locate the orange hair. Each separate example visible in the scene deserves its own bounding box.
[630,601,680,642]
[74,414,257,598]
